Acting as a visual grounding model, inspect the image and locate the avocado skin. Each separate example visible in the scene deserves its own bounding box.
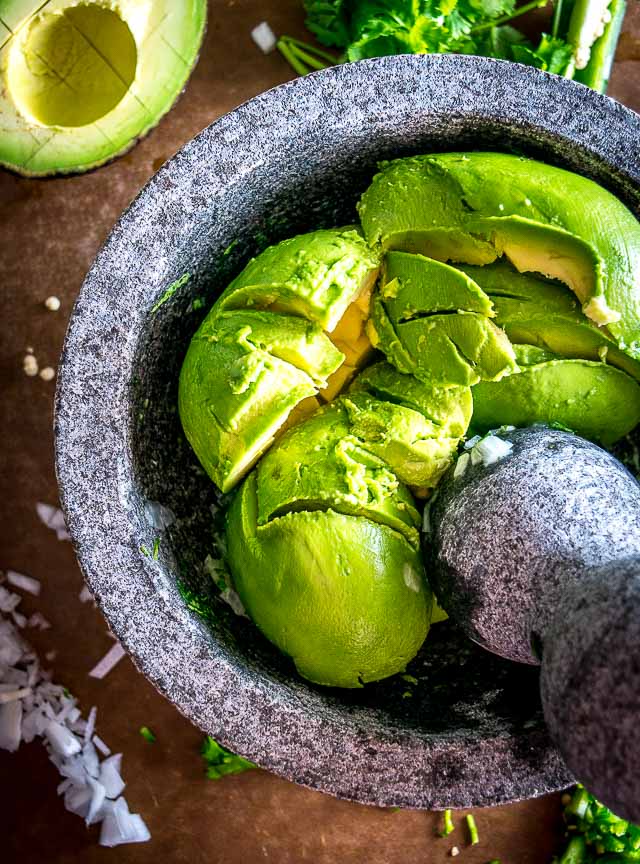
[460,261,640,381]
[358,153,640,356]
[472,357,640,446]
[216,227,379,331]
[226,474,430,688]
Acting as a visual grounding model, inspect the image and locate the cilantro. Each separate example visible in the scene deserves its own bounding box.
[152,538,160,560]
[401,673,419,685]
[150,273,190,314]
[552,786,640,862]
[440,808,455,836]
[177,579,216,621]
[201,736,256,780]
[466,813,480,845]
[285,0,624,94]
[139,726,156,743]
[140,544,150,558]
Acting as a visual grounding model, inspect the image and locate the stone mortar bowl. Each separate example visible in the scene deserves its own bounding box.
[54,54,640,809]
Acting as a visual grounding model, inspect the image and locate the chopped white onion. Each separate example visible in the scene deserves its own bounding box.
[251,21,277,54]
[143,500,175,530]
[0,590,150,846]
[0,586,22,613]
[45,720,82,757]
[464,434,481,450]
[78,585,93,604]
[6,570,41,596]
[472,434,514,467]
[0,687,31,704]
[453,452,470,479]
[100,753,125,798]
[27,612,51,631]
[0,700,22,751]
[89,642,126,679]
[36,502,69,538]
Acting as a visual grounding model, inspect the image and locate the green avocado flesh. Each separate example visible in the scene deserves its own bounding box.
[0,1,206,176]
[472,356,640,445]
[358,152,640,356]
[217,228,379,331]
[179,312,320,493]
[255,402,421,547]
[459,261,640,381]
[370,294,517,387]
[382,251,495,321]
[226,473,431,688]
[176,151,640,690]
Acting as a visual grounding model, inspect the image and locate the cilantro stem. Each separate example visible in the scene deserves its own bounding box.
[277,38,312,75]
[440,808,455,836]
[470,0,549,34]
[281,35,339,65]
[289,44,332,71]
[558,835,587,863]
[139,725,156,743]
[466,813,480,845]
[574,0,626,93]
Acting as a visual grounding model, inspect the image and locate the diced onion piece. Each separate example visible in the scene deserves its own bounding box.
[45,720,82,757]
[6,571,41,596]
[100,753,125,799]
[0,700,22,751]
[89,643,126,679]
[453,452,470,479]
[251,21,277,53]
[473,435,513,467]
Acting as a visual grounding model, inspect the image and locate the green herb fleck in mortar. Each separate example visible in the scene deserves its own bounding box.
[201,736,255,779]
[140,545,150,558]
[139,726,156,743]
[152,538,160,560]
[151,273,191,313]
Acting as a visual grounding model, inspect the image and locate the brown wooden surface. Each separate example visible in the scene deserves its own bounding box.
[2,1,639,861]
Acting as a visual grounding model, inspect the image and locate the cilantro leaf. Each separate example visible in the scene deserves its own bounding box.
[303,0,350,46]
[512,32,574,75]
[201,736,256,780]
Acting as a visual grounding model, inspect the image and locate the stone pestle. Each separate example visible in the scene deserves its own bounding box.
[426,426,640,821]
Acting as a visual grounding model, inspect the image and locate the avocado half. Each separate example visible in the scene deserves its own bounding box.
[358,153,640,356]
[0,0,206,176]
[179,228,379,493]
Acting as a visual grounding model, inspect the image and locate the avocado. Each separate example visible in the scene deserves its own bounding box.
[358,153,640,355]
[200,310,344,388]
[346,362,473,489]
[472,356,640,445]
[0,1,206,176]
[350,361,472,439]
[382,251,495,321]
[226,473,431,688]
[460,261,640,381]
[179,312,324,492]
[255,402,421,546]
[216,228,379,332]
[180,228,380,492]
[369,294,517,387]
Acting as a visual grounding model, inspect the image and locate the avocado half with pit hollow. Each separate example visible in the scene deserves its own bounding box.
[0,0,206,176]
[358,152,640,356]
[178,228,379,493]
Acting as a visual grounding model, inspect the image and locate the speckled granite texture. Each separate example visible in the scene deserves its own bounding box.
[55,54,640,808]
[428,428,640,664]
[541,558,640,822]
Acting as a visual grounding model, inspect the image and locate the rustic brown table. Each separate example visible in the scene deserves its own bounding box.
[2,2,639,861]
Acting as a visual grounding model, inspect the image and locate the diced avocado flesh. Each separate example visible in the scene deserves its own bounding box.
[255,403,421,547]
[320,276,375,401]
[382,251,494,322]
[358,153,640,356]
[0,0,206,176]
[226,474,430,688]
[179,314,317,492]
[472,357,640,446]
[460,261,640,381]
[370,295,516,387]
[217,228,379,332]
[205,310,344,387]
